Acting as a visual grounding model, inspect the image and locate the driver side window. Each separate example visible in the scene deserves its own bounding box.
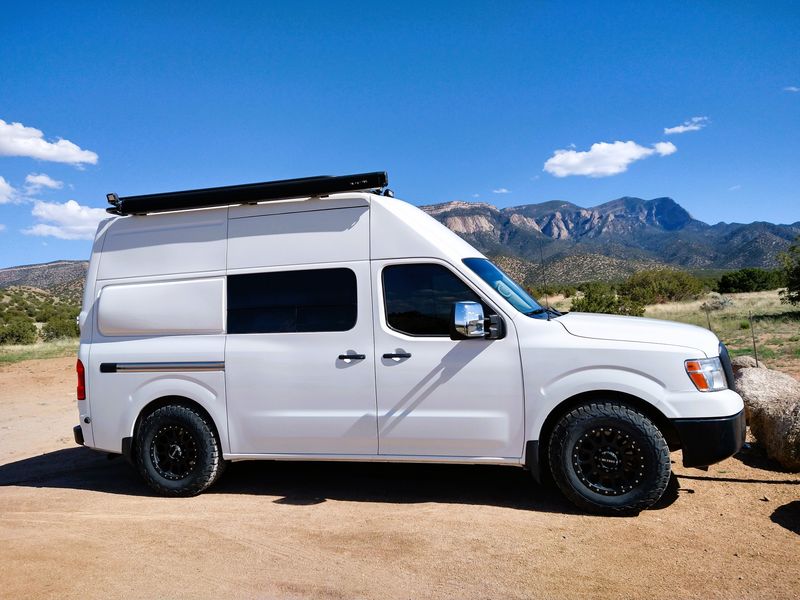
[383,263,493,336]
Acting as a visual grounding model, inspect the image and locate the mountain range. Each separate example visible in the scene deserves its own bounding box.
[421,197,799,283]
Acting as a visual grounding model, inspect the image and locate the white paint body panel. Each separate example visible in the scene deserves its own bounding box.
[97,208,227,280]
[228,205,369,270]
[225,261,378,454]
[557,312,720,358]
[371,258,524,458]
[97,277,225,336]
[77,191,743,467]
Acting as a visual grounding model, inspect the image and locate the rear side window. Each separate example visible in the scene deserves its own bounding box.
[383,263,483,336]
[228,268,357,334]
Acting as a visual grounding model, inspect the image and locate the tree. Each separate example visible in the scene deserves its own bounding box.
[0,317,38,345]
[571,282,645,316]
[620,269,704,305]
[780,236,800,305]
[42,317,79,340]
[717,268,786,294]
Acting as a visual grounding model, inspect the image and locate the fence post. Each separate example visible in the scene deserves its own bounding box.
[749,310,759,367]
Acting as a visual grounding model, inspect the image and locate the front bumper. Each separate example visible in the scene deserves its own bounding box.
[672,409,746,468]
[73,425,84,446]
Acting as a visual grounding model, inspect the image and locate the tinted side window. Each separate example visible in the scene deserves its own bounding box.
[228,268,356,334]
[383,264,482,336]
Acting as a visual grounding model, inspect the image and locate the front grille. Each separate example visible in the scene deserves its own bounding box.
[719,342,735,391]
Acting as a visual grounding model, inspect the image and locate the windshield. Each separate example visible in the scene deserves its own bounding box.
[462,258,550,319]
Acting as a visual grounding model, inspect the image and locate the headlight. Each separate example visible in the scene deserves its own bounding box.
[685,357,728,392]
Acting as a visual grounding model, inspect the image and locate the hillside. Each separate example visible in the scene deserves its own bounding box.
[0,260,88,302]
[422,197,799,281]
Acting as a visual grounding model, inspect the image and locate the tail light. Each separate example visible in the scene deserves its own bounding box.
[76,359,86,400]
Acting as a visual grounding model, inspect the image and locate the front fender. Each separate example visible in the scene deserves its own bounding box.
[527,366,668,442]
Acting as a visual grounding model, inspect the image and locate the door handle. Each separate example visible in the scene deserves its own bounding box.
[382,352,411,359]
[338,354,366,360]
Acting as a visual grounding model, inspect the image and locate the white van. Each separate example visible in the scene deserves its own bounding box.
[73,172,745,514]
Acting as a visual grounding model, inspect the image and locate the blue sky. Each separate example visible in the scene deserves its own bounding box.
[0,1,798,267]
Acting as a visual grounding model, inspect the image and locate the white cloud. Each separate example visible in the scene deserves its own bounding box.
[492,188,511,194]
[543,140,677,178]
[784,86,800,93]
[0,176,16,204]
[664,116,709,135]
[653,141,678,156]
[471,193,480,198]
[0,224,6,232]
[23,199,107,240]
[25,172,63,193]
[0,119,98,165]
[729,184,742,191]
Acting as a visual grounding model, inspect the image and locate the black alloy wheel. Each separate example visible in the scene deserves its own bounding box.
[548,402,671,515]
[150,423,199,481]
[136,404,226,497]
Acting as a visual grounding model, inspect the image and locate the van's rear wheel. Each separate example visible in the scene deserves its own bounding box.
[548,402,670,515]
[136,405,225,497]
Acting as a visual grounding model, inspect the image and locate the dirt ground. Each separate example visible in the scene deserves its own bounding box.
[1,357,798,600]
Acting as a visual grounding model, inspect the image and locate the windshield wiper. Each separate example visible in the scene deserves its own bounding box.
[525,307,562,318]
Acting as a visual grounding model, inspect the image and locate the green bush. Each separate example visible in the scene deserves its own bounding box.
[0,317,38,345]
[717,268,786,293]
[571,282,645,316]
[780,237,800,305]
[620,269,704,305]
[42,317,79,340]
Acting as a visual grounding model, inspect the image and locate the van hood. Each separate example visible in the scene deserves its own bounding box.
[557,312,720,357]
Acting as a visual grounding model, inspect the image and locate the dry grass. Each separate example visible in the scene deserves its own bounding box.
[645,290,800,377]
[0,338,78,364]
[551,290,799,378]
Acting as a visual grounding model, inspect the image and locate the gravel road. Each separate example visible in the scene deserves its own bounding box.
[1,357,798,599]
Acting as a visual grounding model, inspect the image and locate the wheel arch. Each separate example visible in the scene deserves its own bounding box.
[122,395,223,465]
[526,389,680,482]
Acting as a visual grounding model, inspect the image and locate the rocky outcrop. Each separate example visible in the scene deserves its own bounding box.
[735,363,800,471]
[420,197,800,271]
[443,215,495,234]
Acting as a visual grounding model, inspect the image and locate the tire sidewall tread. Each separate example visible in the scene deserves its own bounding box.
[135,404,224,497]
[548,401,671,515]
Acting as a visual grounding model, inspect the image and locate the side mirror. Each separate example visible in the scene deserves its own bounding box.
[450,301,485,340]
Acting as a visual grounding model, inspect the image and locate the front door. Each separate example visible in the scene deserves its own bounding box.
[372,259,525,458]
[226,263,377,455]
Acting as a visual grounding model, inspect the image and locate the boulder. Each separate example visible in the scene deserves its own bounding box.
[734,367,800,471]
[730,355,763,375]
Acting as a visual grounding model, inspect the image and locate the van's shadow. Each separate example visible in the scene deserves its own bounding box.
[0,447,679,515]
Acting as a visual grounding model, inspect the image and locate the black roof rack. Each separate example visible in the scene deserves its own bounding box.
[106,171,388,216]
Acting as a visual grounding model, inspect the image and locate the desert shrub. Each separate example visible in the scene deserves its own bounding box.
[561,286,577,298]
[701,292,733,311]
[0,317,37,345]
[571,282,645,316]
[42,317,79,340]
[620,269,704,305]
[780,236,800,305]
[717,268,786,293]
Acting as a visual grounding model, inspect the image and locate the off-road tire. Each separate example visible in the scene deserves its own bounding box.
[548,402,670,515]
[136,405,225,497]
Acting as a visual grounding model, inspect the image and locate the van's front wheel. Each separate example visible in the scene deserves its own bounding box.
[136,405,225,497]
[548,402,670,515]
